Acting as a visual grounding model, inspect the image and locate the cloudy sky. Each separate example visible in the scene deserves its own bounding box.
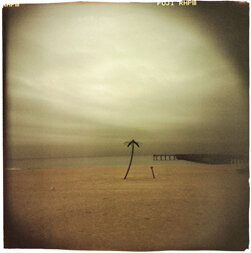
[4,2,249,159]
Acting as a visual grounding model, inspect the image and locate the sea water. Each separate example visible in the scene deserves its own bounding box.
[5,155,196,170]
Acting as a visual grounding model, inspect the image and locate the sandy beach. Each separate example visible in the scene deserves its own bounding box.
[4,163,249,250]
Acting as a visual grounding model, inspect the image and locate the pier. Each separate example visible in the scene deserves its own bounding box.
[153,154,177,161]
[153,154,248,164]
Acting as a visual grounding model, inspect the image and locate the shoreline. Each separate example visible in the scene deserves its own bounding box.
[5,162,249,171]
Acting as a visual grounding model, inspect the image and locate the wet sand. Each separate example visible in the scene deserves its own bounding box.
[4,163,249,250]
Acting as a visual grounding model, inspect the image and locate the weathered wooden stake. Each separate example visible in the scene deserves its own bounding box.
[150,166,155,179]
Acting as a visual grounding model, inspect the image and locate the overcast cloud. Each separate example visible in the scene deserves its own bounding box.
[4,2,249,159]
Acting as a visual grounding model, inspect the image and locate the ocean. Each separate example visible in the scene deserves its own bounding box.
[5,155,196,170]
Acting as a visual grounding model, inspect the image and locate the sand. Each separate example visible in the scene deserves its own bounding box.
[4,163,249,250]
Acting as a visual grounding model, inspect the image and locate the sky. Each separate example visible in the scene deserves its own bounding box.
[3,2,249,159]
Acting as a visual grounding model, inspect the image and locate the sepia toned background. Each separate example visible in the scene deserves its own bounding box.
[3,1,249,251]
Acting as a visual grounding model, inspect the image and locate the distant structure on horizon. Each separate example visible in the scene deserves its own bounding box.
[153,154,177,161]
[153,153,248,164]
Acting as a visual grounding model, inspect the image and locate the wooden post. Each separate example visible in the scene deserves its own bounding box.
[150,166,155,179]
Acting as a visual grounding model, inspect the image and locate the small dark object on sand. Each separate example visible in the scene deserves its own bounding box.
[150,166,156,179]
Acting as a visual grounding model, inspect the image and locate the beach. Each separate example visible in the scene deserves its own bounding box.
[4,163,249,250]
